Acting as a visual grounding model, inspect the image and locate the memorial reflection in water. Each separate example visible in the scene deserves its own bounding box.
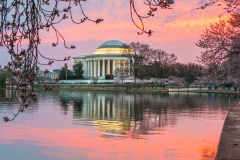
[1,89,239,159]
[58,91,235,136]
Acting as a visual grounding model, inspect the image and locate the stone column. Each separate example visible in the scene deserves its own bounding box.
[88,60,90,77]
[113,59,116,75]
[88,61,89,77]
[107,59,110,75]
[98,60,100,77]
[87,61,89,77]
[102,59,105,79]
[118,59,120,68]
[89,60,92,77]
[126,60,129,76]
[94,60,96,77]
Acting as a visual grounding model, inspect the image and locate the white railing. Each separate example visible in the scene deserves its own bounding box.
[58,79,135,84]
[169,87,209,91]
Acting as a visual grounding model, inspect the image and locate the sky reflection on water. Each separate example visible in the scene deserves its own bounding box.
[0,90,238,160]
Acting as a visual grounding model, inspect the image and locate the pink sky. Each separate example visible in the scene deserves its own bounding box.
[0,0,229,70]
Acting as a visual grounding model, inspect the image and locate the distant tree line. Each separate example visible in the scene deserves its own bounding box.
[59,62,84,80]
[124,42,204,84]
[137,62,204,84]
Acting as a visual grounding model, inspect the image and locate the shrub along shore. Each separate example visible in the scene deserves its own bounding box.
[2,83,238,95]
[3,84,237,94]
[40,84,238,93]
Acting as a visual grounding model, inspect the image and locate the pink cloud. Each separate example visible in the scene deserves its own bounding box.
[0,0,230,69]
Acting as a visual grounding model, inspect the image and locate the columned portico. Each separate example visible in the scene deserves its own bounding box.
[73,40,134,80]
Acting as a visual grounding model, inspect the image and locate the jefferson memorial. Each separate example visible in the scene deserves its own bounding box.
[73,40,134,79]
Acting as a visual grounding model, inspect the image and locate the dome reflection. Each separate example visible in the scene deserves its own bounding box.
[58,91,237,137]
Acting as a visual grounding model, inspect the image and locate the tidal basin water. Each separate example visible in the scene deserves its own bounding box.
[0,90,238,160]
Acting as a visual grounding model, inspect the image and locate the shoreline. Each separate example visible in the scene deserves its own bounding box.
[216,102,240,159]
[1,86,238,94]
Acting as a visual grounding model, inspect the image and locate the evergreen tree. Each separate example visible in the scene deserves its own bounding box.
[0,71,11,88]
[0,72,6,88]
[59,67,76,80]
[73,62,84,79]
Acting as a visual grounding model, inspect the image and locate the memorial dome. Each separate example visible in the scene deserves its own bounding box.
[93,40,134,54]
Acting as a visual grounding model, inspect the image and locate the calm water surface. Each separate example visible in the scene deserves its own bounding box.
[0,90,239,160]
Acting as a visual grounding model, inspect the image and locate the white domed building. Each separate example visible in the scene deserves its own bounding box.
[73,40,134,80]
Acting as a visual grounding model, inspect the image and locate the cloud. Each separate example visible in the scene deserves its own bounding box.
[0,0,230,70]
[161,15,180,24]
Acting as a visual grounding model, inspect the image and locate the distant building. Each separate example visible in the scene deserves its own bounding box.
[37,72,59,79]
[53,69,61,74]
[73,40,134,79]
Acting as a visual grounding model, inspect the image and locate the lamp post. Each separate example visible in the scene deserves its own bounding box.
[65,63,68,84]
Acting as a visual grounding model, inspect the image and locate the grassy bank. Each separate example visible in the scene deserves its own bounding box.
[2,85,238,94]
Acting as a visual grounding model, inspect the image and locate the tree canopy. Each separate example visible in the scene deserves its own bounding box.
[59,63,84,80]
[123,42,151,82]
[196,12,240,87]
[72,62,84,79]
[59,67,75,80]
[114,62,129,83]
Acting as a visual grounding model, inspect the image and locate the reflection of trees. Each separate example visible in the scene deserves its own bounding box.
[0,89,6,100]
[58,90,239,137]
[58,92,83,117]
[168,93,238,120]
[130,93,170,136]
[126,92,238,137]
[201,146,216,160]
[73,98,83,118]
[0,89,48,114]
[59,95,70,115]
